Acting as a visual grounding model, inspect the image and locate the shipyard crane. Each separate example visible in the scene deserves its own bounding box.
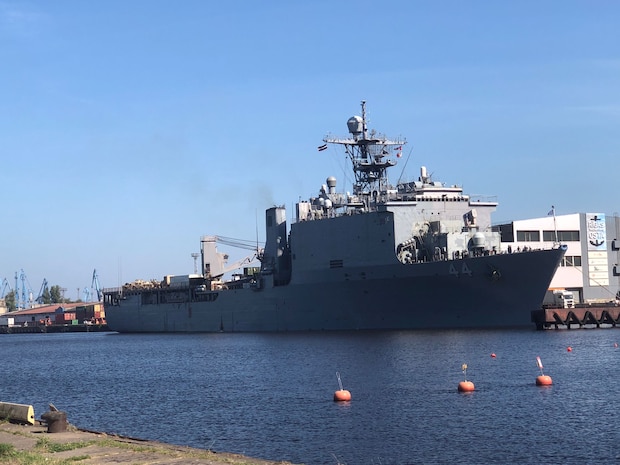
[92,269,102,301]
[0,278,12,298]
[15,270,34,310]
[36,278,49,304]
[191,253,200,274]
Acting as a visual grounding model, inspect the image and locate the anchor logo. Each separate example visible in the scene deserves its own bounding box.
[587,214,606,249]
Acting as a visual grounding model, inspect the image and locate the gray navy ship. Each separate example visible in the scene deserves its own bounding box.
[103,101,566,332]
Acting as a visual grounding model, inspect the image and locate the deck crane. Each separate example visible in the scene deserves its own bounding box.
[92,269,102,301]
[200,236,263,279]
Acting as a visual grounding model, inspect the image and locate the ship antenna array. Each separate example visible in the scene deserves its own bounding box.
[361,99,368,139]
[323,100,406,202]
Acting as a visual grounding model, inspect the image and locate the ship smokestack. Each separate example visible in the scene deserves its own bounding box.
[263,207,291,284]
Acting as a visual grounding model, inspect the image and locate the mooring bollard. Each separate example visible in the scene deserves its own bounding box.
[41,409,68,433]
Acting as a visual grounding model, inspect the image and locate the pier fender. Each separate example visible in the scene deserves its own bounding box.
[0,402,35,425]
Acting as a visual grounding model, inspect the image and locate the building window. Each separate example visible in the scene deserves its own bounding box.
[543,230,580,242]
[561,256,582,267]
[516,230,540,242]
[497,224,514,242]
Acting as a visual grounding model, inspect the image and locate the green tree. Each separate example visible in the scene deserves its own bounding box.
[50,285,64,303]
[41,287,52,305]
[4,290,16,312]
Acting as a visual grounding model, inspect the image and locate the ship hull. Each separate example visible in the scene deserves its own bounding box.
[105,248,565,332]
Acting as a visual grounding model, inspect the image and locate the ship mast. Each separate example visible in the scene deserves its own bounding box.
[324,101,405,208]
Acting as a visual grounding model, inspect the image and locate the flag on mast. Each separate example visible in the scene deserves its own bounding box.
[536,356,543,369]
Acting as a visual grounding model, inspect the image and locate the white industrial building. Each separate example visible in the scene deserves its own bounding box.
[496,212,620,305]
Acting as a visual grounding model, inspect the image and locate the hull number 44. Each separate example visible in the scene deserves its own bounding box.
[449,263,472,277]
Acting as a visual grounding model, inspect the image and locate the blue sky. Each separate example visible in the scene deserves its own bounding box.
[1,1,618,300]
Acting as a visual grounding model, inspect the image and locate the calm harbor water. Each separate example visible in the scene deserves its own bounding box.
[1,329,619,464]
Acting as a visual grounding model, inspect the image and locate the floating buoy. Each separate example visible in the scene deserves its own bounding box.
[567,346,572,352]
[333,389,352,401]
[491,353,496,358]
[614,342,618,348]
[458,380,475,392]
[536,375,553,386]
[333,372,351,402]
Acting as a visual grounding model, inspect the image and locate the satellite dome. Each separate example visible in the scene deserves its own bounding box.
[472,232,485,248]
[347,116,363,135]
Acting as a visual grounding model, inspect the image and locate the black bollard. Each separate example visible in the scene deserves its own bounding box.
[41,410,67,433]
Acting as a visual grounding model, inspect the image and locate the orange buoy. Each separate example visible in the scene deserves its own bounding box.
[333,389,352,401]
[491,353,496,358]
[536,375,553,386]
[567,346,572,352]
[458,381,475,392]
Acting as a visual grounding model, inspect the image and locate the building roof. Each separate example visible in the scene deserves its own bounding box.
[3,302,99,316]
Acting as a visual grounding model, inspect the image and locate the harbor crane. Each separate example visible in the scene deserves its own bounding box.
[1,278,12,298]
[15,270,34,310]
[36,278,49,304]
[92,269,102,301]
